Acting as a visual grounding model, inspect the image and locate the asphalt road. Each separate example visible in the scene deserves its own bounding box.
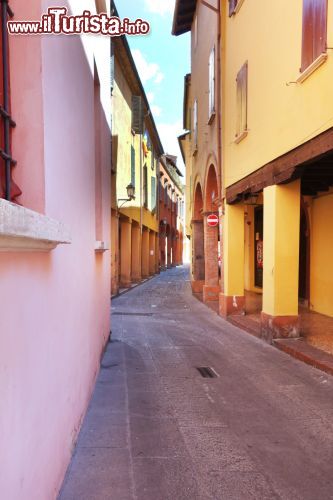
[60,266,333,500]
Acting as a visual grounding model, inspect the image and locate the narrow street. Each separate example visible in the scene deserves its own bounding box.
[60,266,333,500]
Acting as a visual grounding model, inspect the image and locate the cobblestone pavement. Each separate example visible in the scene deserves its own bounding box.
[59,266,333,500]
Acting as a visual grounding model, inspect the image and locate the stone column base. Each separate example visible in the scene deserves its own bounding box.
[203,285,220,302]
[191,280,205,294]
[219,293,245,318]
[261,312,300,343]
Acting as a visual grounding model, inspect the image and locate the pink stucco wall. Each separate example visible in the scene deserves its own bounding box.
[0,1,111,498]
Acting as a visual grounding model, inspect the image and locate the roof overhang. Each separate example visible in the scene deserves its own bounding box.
[172,0,197,36]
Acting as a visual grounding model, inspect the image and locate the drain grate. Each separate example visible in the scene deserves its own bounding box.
[196,366,218,378]
[112,312,153,317]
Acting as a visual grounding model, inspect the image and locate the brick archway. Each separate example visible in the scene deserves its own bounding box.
[203,164,220,302]
[192,182,205,292]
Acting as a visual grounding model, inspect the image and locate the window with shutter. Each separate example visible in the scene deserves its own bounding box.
[301,0,327,72]
[208,46,215,121]
[229,0,238,16]
[236,62,248,141]
[151,176,156,211]
[131,145,135,187]
[131,95,144,134]
[143,164,148,208]
[164,182,168,206]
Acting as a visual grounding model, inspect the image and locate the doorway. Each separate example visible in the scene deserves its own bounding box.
[254,206,263,288]
[299,202,310,303]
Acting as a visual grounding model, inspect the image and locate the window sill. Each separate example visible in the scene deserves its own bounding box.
[234,129,248,144]
[208,112,216,125]
[0,199,71,252]
[297,53,328,83]
[95,241,109,253]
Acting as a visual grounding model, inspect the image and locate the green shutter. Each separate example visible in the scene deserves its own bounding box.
[131,145,135,187]
[151,177,156,211]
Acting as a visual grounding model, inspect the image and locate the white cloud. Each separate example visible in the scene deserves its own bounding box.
[157,120,185,175]
[144,0,175,16]
[151,105,162,117]
[154,72,164,84]
[147,91,155,103]
[132,49,164,85]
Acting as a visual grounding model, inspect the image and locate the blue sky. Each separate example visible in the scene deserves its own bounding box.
[115,0,190,172]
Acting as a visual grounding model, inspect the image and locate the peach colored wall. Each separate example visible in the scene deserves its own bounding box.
[0,1,111,499]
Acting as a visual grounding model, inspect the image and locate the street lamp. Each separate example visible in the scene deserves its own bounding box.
[118,183,136,207]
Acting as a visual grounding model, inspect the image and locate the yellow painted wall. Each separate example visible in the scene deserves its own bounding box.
[223,0,333,188]
[310,193,333,317]
[113,56,158,232]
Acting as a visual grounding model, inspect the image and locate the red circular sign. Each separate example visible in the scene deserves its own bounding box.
[207,214,219,227]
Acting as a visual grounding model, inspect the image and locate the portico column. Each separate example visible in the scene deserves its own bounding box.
[191,219,205,293]
[141,228,150,278]
[167,234,172,268]
[111,210,119,295]
[203,213,220,302]
[155,233,159,273]
[149,231,156,275]
[131,224,141,282]
[120,218,132,288]
[261,180,301,342]
[219,204,245,317]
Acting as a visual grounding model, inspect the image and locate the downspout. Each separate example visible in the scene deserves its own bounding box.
[216,0,222,203]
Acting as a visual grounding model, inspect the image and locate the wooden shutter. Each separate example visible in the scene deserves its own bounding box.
[151,176,156,211]
[229,0,238,16]
[131,95,144,134]
[236,62,248,137]
[209,47,215,118]
[313,0,327,58]
[110,41,115,91]
[131,145,135,187]
[301,0,327,72]
[193,100,198,149]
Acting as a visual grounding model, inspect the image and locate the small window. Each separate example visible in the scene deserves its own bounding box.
[236,62,248,141]
[301,0,327,72]
[164,182,168,206]
[131,145,135,187]
[193,99,198,151]
[208,46,215,121]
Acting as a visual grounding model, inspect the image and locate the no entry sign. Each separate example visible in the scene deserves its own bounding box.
[207,214,219,227]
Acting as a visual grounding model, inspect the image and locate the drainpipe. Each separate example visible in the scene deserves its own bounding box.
[216,0,222,205]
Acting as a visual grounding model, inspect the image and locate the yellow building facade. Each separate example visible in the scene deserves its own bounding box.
[111,34,162,295]
[221,0,333,340]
